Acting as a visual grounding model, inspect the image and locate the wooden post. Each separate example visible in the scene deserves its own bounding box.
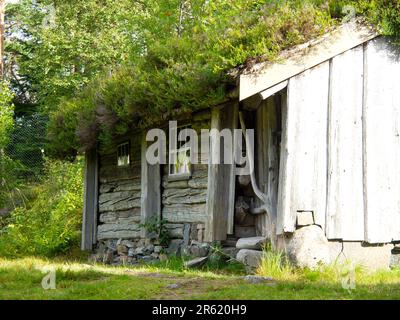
[82,149,99,250]
[140,133,161,237]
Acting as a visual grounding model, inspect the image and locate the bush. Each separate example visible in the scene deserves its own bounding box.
[0,158,84,257]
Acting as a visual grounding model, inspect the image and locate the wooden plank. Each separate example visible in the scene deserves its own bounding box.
[240,23,377,101]
[205,104,236,241]
[281,61,330,232]
[364,37,400,243]
[140,133,161,237]
[255,96,281,237]
[277,91,289,235]
[326,45,364,241]
[227,103,238,235]
[81,149,99,250]
[259,81,288,100]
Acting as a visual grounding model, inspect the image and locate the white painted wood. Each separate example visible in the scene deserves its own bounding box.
[364,37,400,243]
[281,61,330,233]
[259,81,288,100]
[326,45,364,241]
[240,23,377,101]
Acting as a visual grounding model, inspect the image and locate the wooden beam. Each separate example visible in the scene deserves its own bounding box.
[82,149,99,250]
[140,133,161,237]
[240,22,378,101]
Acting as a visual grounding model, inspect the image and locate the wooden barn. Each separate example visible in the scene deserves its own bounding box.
[82,22,400,269]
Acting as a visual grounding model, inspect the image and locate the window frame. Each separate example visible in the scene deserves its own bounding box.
[168,124,192,180]
[117,141,131,167]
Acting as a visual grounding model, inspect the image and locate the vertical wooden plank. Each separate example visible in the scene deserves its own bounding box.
[364,37,400,243]
[281,61,330,232]
[277,91,289,235]
[205,104,236,241]
[140,133,161,237]
[326,46,364,240]
[255,97,279,237]
[81,149,98,250]
[227,103,238,235]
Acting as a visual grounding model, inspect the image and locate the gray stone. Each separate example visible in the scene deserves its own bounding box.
[117,244,128,255]
[141,255,153,263]
[103,249,114,264]
[390,254,400,269]
[183,224,191,246]
[220,247,239,259]
[154,246,163,253]
[166,283,180,289]
[166,224,184,239]
[236,249,263,268]
[189,242,209,258]
[97,223,141,240]
[105,239,118,251]
[296,211,314,227]
[135,247,144,255]
[286,225,331,269]
[128,248,136,257]
[236,237,267,250]
[185,256,208,268]
[243,275,274,284]
[144,244,155,254]
[121,240,136,248]
[167,239,183,256]
[151,253,159,259]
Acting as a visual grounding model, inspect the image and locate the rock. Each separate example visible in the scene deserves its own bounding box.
[128,248,136,257]
[141,255,153,263]
[144,244,155,254]
[135,247,144,255]
[103,249,114,264]
[185,257,208,268]
[390,245,400,269]
[189,242,209,257]
[197,224,205,243]
[121,240,136,248]
[286,225,331,269]
[220,247,239,259]
[183,224,191,246]
[117,244,128,255]
[166,224,184,239]
[151,252,159,259]
[105,239,118,251]
[154,246,163,253]
[243,275,274,284]
[236,249,263,268]
[296,211,314,227]
[167,239,183,256]
[166,283,180,289]
[236,237,267,250]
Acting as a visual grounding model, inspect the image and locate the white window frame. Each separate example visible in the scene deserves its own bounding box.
[117,141,130,167]
[168,125,192,180]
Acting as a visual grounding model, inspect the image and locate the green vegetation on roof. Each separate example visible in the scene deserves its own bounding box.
[9,0,398,156]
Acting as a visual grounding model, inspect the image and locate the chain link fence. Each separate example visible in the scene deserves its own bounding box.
[5,113,47,182]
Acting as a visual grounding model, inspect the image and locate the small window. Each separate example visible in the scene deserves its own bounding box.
[117,142,130,167]
[169,125,192,178]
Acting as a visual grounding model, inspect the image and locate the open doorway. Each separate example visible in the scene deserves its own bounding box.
[232,90,283,240]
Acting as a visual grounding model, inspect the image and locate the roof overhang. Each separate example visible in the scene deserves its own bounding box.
[239,22,379,101]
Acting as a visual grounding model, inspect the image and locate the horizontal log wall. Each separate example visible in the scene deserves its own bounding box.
[97,134,142,240]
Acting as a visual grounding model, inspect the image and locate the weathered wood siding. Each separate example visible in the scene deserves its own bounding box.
[364,37,400,243]
[278,61,330,234]
[97,135,142,240]
[278,36,400,243]
[326,45,364,241]
[255,97,280,237]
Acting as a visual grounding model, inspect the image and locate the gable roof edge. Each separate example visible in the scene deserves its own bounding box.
[239,22,378,101]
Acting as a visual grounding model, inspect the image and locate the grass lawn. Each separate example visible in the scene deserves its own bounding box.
[1,257,400,300]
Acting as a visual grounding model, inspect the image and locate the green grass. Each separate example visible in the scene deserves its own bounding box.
[1,256,400,300]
